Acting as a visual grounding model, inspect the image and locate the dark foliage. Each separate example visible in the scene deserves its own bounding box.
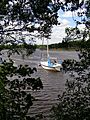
[48,39,90,49]
[0,0,90,120]
[51,0,90,120]
[0,0,61,45]
[0,60,43,120]
[0,1,62,120]
[51,46,90,120]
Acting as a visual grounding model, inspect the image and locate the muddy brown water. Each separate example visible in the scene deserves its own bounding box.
[2,49,79,119]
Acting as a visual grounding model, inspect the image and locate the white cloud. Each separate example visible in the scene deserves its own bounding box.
[36,20,86,45]
[35,18,70,45]
[77,24,85,30]
[47,18,70,44]
[61,19,70,26]
[36,0,87,44]
[51,0,65,4]
[62,8,86,18]
[62,11,76,18]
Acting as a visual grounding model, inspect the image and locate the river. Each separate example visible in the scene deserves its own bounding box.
[2,49,79,119]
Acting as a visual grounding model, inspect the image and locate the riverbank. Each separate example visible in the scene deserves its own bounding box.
[49,48,77,51]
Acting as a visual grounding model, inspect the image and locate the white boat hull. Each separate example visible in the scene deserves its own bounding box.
[40,61,62,72]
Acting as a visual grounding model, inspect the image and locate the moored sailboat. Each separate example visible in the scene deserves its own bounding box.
[40,39,62,72]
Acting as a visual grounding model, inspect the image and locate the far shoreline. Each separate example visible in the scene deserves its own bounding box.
[38,48,77,51]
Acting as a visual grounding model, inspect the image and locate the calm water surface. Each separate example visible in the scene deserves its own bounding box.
[2,49,79,119]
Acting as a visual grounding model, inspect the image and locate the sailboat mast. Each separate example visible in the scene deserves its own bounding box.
[41,37,44,60]
[47,39,49,58]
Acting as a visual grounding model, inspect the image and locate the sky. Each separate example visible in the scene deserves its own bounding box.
[1,0,85,45]
[35,8,85,45]
[2,1,86,45]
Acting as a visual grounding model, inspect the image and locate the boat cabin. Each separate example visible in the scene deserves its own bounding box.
[48,57,62,67]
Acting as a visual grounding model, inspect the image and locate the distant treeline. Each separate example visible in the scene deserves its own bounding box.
[0,40,90,51]
[0,44,37,54]
[0,44,36,49]
[37,40,90,50]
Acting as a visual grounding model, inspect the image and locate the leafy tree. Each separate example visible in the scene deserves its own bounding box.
[0,0,62,120]
[51,0,90,120]
[0,0,90,119]
[0,60,43,120]
[0,0,61,45]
